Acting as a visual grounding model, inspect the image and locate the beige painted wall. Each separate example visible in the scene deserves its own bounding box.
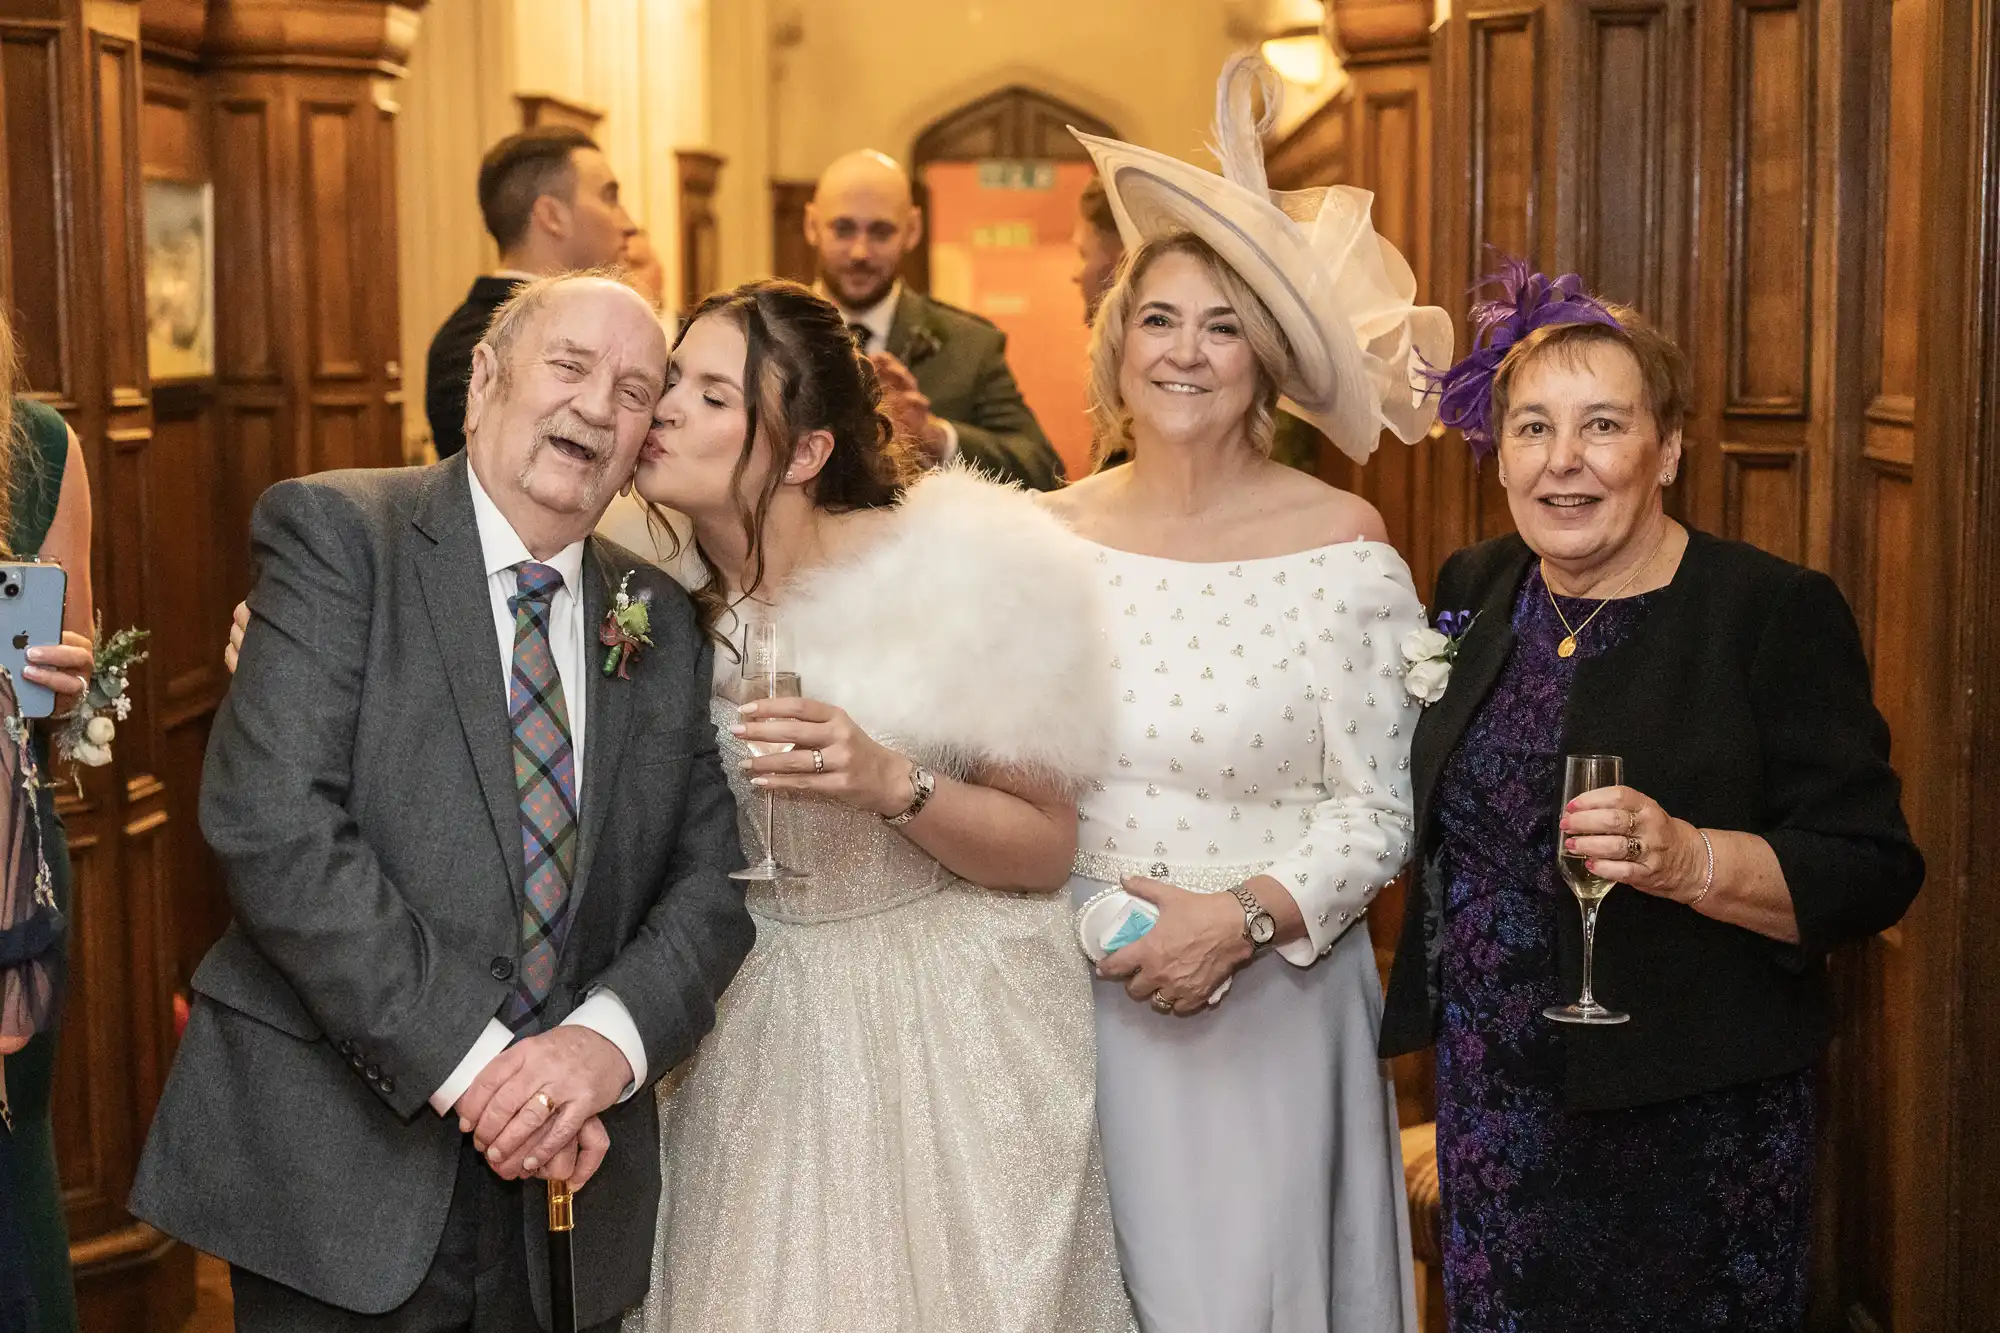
[768,0,1257,179]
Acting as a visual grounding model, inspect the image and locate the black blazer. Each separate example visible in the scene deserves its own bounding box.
[1379,529,1923,1110]
[424,275,527,459]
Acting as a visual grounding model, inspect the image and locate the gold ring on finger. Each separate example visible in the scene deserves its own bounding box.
[1150,991,1174,1014]
[1627,809,1639,834]
[532,1091,553,1114]
[1625,835,1643,861]
[812,748,826,774]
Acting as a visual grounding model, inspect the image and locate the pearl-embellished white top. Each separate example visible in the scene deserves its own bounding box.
[1074,538,1425,967]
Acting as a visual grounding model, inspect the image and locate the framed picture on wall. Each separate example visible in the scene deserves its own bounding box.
[143,178,214,380]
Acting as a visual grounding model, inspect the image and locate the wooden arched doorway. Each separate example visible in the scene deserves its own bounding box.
[904,87,1119,477]
[903,86,1115,292]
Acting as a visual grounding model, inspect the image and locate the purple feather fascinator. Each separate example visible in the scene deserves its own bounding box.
[1421,255,1621,459]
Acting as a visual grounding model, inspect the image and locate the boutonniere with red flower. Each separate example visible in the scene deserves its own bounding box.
[903,323,943,368]
[598,571,654,679]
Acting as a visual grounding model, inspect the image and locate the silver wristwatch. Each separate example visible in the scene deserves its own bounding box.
[1227,883,1277,952]
[884,764,936,827]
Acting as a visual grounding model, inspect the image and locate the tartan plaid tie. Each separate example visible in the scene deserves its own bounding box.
[500,561,578,1030]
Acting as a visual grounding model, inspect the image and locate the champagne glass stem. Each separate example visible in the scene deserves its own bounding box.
[762,786,778,869]
[1578,898,1602,1009]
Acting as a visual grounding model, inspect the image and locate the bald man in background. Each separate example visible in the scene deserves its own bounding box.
[807,150,1063,491]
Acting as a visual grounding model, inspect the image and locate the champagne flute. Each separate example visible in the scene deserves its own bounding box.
[729,620,807,882]
[1544,753,1630,1025]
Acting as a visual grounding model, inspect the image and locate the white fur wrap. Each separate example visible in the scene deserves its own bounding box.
[783,468,1114,792]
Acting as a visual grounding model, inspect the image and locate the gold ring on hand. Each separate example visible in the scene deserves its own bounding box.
[532,1091,554,1114]
[811,748,826,774]
[1150,991,1174,1014]
[1625,835,1643,860]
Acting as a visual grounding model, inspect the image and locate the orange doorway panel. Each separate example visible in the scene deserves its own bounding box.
[924,159,1096,480]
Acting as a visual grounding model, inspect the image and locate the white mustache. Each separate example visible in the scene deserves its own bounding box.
[534,408,615,461]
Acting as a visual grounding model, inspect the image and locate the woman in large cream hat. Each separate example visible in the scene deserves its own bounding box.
[1043,54,1450,1333]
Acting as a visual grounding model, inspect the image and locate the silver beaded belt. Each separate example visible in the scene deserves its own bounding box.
[1070,850,1274,893]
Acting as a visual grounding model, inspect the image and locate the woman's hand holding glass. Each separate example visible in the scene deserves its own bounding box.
[1560,784,1707,904]
[731,698,916,819]
[1095,876,1253,1017]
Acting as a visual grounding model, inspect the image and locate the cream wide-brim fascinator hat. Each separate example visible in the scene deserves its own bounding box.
[1072,54,1453,463]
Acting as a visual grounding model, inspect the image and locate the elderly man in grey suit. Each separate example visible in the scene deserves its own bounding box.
[131,274,753,1332]
[808,149,1064,491]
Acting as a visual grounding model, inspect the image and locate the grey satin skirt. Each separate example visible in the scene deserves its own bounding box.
[1070,875,1416,1333]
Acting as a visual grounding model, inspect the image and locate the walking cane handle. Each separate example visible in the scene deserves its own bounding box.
[547,1178,574,1232]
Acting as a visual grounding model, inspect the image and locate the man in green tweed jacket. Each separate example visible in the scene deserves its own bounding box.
[806,149,1064,491]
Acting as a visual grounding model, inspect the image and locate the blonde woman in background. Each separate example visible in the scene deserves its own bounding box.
[0,312,103,1333]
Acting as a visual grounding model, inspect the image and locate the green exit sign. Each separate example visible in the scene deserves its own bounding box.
[977,161,1057,191]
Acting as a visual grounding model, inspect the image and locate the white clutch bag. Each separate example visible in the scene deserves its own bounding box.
[1074,887,1231,1005]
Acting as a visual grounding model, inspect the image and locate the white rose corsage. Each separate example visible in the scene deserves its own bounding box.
[1401,610,1476,705]
[54,617,149,778]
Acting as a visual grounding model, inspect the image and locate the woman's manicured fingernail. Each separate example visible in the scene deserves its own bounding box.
[522,1157,538,1172]
[729,725,746,736]
[737,759,752,771]
[738,702,757,716]
[750,776,769,787]
[1565,838,1576,852]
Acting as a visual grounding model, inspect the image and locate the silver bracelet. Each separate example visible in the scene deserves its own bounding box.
[1688,828,1715,909]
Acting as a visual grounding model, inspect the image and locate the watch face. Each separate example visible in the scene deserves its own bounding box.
[1249,913,1276,945]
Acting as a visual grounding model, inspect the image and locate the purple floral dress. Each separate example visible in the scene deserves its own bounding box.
[1432,566,1813,1332]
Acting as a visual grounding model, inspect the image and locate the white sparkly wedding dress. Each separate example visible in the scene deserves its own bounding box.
[625,470,1132,1333]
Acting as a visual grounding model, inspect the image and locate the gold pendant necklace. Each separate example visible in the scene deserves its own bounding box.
[1545,525,1671,658]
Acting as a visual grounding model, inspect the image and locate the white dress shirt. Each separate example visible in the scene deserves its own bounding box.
[822,280,959,460]
[427,465,649,1115]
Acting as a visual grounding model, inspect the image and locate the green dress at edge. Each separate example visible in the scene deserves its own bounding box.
[5,398,80,1333]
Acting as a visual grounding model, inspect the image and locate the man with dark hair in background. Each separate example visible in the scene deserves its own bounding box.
[424,127,637,459]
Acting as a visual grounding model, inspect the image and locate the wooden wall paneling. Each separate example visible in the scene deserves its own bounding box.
[677,148,724,315]
[90,22,145,402]
[1,15,76,404]
[1572,0,1692,331]
[1942,0,2000,1319]
[770,177,816,284]
[1264,89,1353,191]
[375,89,405,465]
[1461,4,1548,543]
[1725,0,1815,419]
[1427,14,1480,580]
[1842,5,1926,1323]
[1880,0,2000,1314]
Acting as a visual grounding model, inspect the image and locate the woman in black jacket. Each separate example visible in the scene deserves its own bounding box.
[1381,263,1923,1331]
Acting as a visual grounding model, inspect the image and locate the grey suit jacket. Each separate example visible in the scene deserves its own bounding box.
[130,454,752,1327]
[889,289,1064,491]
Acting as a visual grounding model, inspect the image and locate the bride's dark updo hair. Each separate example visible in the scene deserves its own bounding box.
[654,279,915,644]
